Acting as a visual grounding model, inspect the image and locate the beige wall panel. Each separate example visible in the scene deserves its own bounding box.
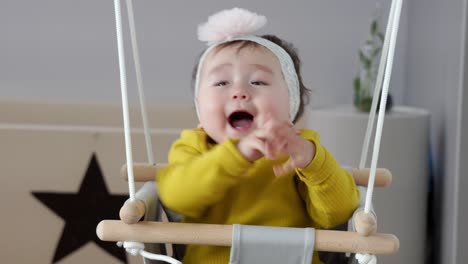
[0,100,196,263]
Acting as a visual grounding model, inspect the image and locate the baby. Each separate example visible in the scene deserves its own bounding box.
[157,8,360,264]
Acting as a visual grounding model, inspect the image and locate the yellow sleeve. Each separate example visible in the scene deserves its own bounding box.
[157,129,252,218]
[295,129,360,229]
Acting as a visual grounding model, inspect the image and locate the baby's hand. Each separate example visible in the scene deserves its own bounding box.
[261,119,316,176]
[236,129,268,162]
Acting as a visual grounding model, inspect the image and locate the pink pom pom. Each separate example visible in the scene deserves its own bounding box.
[198,8,267,45]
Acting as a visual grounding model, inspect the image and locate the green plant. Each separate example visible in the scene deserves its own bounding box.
[354,19,384,112]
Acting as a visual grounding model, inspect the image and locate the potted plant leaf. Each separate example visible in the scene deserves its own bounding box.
[354,12,393,112]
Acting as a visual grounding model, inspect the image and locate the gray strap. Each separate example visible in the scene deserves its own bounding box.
[132,182,162,263]
[134,181,158,221]
[229,225,315,264]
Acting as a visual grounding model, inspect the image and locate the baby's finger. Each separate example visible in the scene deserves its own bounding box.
[265,136,289,160]
[238,135,265,161]
[273,159,297,177]
[273,122,296,140]
[252,127,269,140]
[262,127,287,147]
[251,137,267,155]
[264,141,276,160]
[276,138,289,156]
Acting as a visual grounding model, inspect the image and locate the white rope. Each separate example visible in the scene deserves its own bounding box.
[125,1,175,262]
[364,0,403,214]
[356,253,377,264]
[113,1,180,263]
[114,0,136,200]
[358,0,398,169]
[355,1,402,263]
[117,241,182,264]
[125,0,155,165]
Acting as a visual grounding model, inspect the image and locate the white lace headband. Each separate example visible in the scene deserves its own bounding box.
[194,8,301,121]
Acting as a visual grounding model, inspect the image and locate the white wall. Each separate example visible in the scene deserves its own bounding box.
[1,0,406,107]
[459,73,468,262]
[458,1,468,260]
[405,0,466,263]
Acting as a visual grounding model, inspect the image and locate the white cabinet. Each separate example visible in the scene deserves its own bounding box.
[305,105,430,264]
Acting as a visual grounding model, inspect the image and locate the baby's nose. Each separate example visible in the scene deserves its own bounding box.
[232,89,250,100]
[232,93,248,100]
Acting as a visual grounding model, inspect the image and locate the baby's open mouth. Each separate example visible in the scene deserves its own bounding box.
[228,111,254,131]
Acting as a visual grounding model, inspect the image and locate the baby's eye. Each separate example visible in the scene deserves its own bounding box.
[214,81,229,87]
[251,81,268,86]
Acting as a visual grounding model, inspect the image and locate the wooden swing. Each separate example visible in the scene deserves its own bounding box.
[98,166,398,255]
[97,0,403,262]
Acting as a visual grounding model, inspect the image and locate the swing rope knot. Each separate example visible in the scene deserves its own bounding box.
[118,241,145,256]
[117,240,182,264]
[356,253,377,264]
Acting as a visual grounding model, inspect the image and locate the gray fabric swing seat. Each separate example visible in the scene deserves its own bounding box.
[229,224,315,264]
[133,182,369,264]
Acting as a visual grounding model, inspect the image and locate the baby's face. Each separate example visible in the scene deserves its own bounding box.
[197,43,290,143]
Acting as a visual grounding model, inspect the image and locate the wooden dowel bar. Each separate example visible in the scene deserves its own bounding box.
[119,199,146,224]
[121,163,392,187]
[121,163,161,182]
[349,168,392,187]
[97,220,232,246]
[97,220,399,255]
[314,229,398,255]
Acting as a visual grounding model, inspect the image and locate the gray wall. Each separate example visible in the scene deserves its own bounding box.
[460,55,468,264]
[405,0,466,263]
[459,1,468,261]
[1,0,406,107]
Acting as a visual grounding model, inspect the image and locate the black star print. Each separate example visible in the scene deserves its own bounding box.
[32,153,129,263]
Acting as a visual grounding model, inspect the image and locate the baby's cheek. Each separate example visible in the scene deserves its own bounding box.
[265,101,289,120]
[200,96,224,112]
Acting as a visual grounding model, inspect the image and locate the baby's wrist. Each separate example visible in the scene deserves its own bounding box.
[296,139,315,169]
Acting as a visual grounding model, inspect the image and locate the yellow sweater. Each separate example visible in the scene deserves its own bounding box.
[157,128,360,264]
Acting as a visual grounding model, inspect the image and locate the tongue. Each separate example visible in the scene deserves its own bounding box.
[232,118,252,129]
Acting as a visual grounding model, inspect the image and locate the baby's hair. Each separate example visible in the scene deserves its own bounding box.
[191,34,311,123]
